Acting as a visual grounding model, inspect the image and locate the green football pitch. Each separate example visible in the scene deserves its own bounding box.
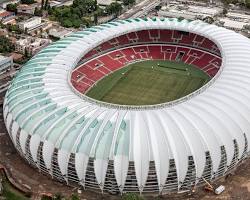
[86,60,210,105]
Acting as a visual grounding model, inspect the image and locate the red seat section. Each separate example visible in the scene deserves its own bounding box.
[185,49,204,65]
[176,47,190,62]
[80,77,94,86]
[193,35,205,44]
[179,33,196,46]
[108,50,125,60]
[200,38,215,51]
[192,53,214,69]
[172,30,183,40]
[133,46,149,53]
[87,59,104,69]
[80,30,220,65]
[109,38,119,45]
[71,71,83,82]
[120,48,134,61]
[159,30,173,43]
[117,57,128,65]
[137,30,151,43]
[82,49,98,60]
[149,29,160,39]
[98,66,111,74]
[117,35,130,45]
[127,32,138,41]
[71,80,89,93]
[161,46,176,60]
[77,65,103,81]
[148,46,164,59]
[98,55,123,71]
[72,44,222,94]
[206,67,218,77]
[100,41,114,51]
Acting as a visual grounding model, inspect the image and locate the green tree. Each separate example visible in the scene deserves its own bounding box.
[123,0,135,6]
[122,193,144,200]
[6,24,22,34]
[81,16,92,27]
[0,36,14,54]
[222,8,228,15]
[6,3,17,13]
[71,193,80,200]
[41,196,52,200]
[48,0,110,28]
[24,47,30,58]
[34,7,42,16]
[155,5,162,11]
[0,22,6,29]
[21,0,35,4]
[41,0,44,10]
[72,18,82,28]
[203,16,215,24]
[45,0,49,10]
[246,0,250,8]
[53,193,63,200]
[105,2,123,16]
[73,0,98,14]
[61,19,73,27]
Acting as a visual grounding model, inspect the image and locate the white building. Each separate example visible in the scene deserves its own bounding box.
[0,55,13,75]
[49,28,73,39]
[227,12,250,21]
[18,17,42,31]
[219,18,249,31]
[49,0,73,7]
[15,37,52,56]
[158,4,222,20]
[97,0,115,6]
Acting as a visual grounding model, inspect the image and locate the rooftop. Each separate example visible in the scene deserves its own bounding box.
[227,12,250,21]
[19,16,41,24]
[17,4,36,9]
[220,18,248,30]
[0,11,13,18]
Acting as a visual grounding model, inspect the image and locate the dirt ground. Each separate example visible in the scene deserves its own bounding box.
[0,105,250,200]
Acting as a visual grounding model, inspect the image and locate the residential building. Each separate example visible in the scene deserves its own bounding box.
[227,12,250,21]
[18,17,42,32]
[8,52,24,62]
[0,28,8,36]
[0,55,13,75]
[219,18,249,31]
[158,3,222,20]
[0,10,15,24]
[17,4,36,15]
[15,37,52,56]
[49,28,73,39]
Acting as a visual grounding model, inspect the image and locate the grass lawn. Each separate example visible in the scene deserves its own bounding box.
[2,182,29,200]
[86,60,210,105]
[0,171,29,200]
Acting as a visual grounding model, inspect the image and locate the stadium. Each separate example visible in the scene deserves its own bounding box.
[3,18,250,195]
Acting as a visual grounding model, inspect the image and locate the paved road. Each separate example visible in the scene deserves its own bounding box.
[119,0,160,19]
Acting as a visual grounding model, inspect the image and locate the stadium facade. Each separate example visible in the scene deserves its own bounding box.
[3,18,250,194]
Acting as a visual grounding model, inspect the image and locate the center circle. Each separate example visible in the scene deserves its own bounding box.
[70,29,222,107]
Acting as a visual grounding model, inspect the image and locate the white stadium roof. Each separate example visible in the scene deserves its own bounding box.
[3,18,250,194]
